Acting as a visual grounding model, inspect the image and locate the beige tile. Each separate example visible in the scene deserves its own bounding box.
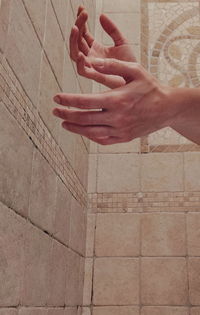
[74,137,89,189]
[141,258,188,305]
[93,306,139,315]
[65,249,82,306]
[97,154,140,193]
[54,179,71,246]
[86,214,96,257]
[82,308,91,315]
[47,241,68,306]
[19,308,48,315]
[141,153,184,192]
[0,103,33,216]
[188,258,200,305]
[95,213,140,257]
[88,154,97,193]
[187,213,200,256]
[22,223,52,305]
[93,258,139,305]
[39,54,60,141]
[103,0,140,13]
[23,0,47,42]
[51,0,69,38]
[184,153,200,191]
[5,0,42,106]
[141,213,186,256]
[98,139,140,154]
[83,258,93,306]
[65,3,76,51]
[0,0,11,53]
[0,203,25,306]
[69,197,87,256]
[102,13,140,45]
[0,310,18,315]
[141,307,189,315]
[29,149,57,234]
[64,309,77,315]
[44,1,64,86]
[47,310,64,315]
[191,308,200,315]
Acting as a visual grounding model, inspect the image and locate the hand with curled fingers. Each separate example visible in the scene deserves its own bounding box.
[70,6,136,89]
[53,58,181,145]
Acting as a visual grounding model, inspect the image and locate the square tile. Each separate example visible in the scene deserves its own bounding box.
[141,213,186,256]
[141,153,184,192]
[95,213,140,257]
[141,307,189,315]
[88,154,97,193]
[0,203,25,306]
[0,0,11,53]
[98,139,140,154]
[93,306,139,315]
[188,258,200,305]
[141,258,188,305]
[103,0,140,13]
[86,214,96,257]
[184,153,200,191]
[83,258,93,306]
[97,154,140,193]
[187,213,200,256]
[191,308,200,315]
[0,310,18,315]
[19,308,48,315]
[29,149,57,234]
[93,258,139,305]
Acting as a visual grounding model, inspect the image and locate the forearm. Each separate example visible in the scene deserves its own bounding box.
[169,87,200,145]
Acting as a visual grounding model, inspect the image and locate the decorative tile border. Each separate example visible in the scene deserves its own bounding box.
[0,54,87,207]
[140,0,200,153]
[88,192,200,213]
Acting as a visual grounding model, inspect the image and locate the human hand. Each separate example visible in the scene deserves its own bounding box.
[53,58,179,145]
[70,6,136,88]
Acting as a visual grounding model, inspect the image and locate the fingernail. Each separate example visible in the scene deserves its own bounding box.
[92,58,104,67]
[54,95,61,104]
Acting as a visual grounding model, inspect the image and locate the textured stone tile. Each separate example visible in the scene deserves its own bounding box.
[5,0,42,106]
[65,249,82,306]
[93,306,139,315]
[102,13,140,45]
[22,223,52,306]
[0,203,25,306]
[29,149,57,234]
[53,179,71,246]
[44,1,64,86]
[95,213,140,257]
[69,197,87,256]
[0,0,11,53]
[97,154,140,193]
[184,153,200,191]
[82,308,91,315]
[86,214,96,257]
[74,137,89,189]
[19,308,48,315]
[47,241,68,306]
[38,54,60,141]
[0,310,18,315]
[64,309,77,315]
[188,258,200,305]
[51,0,69,38]
[141,213,186,256]
[187,213,200,256]
[141,258,188,305]
[83,258,93,305]
[93,258,139,305]
[88,154,97,193]
[23,0,47,42]
[141,153,184,192]
[98,139,140,154]
[103,0,140,13]
[47,309,65,315]
[0,103,33,216]
[141,307,189,315]
[191,308,200,315]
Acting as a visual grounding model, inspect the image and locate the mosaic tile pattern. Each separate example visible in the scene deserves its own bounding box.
[141,0,200,152]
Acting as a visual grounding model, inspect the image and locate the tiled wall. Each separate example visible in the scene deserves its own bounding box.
[0,0,95,314]
[85,1,200,315]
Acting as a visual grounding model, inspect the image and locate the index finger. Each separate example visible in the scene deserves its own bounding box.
[53,93,111,110]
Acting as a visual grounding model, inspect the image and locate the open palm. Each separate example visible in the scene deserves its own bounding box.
[70,7,136,88]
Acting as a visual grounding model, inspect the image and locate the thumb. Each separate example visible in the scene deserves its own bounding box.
[91,58,143,82]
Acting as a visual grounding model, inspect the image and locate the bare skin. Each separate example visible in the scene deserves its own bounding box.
[52,8,200,146]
